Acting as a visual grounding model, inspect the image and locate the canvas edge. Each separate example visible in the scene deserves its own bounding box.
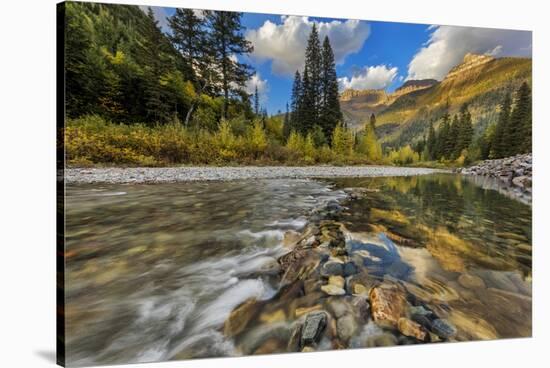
[56,1,67,367]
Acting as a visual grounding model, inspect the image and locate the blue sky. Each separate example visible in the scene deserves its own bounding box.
[146,6,532,114]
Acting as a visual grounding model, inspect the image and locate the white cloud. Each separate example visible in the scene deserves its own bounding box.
[338,65,398,91]
[245,73,269,104]
[246,16,370,76]
[407,25,532,80]
[139,6,170,32]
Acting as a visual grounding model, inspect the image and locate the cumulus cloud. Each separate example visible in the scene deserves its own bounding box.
[338,65,398,91]
[407,25,532,80]
[245,73,269,104]
[246,16,370,76]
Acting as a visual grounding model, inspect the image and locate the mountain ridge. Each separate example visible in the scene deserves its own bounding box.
[339,53,532,147]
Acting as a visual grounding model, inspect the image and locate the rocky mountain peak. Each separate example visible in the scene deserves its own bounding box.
[446,53,495,80]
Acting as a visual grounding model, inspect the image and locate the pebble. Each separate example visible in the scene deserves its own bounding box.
[66,166,448,184]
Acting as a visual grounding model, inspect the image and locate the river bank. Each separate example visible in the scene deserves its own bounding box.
[457,154,532,190]
[65,166,448,184]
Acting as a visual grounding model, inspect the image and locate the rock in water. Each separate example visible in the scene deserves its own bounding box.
[320,261,344,277]
[432,319,457,339]
[398,317,427,341]
[224,298,260,337]
[321,284,346,296]
[337,314,358,342]
[343,262,359,276]
[328,275,345,288]
[301,312,327,347]
[369,283,407,328]
[458,273,486,289]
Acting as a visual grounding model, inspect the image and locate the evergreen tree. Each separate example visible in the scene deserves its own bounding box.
[290,70,303,133]
[319,36,342,142]
[141,7,172,123]
[509,82,532,154]
[492,93,512,158]
[427,121,437,160]
[435,112,451,159]
[168,8,206,82]
[303,24,322,125]
[300,65,316,134]
[457,104,473,155]
[253,85,260,115]
[206,11,254,119]
[449,114,461,159]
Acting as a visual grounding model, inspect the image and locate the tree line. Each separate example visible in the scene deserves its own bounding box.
[64,2,256,127]
[411,81,531,163]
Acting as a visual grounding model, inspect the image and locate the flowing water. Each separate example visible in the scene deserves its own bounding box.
[63,174,531,366]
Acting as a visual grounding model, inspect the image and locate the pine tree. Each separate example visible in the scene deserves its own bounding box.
[427,121,437,160]
[449,114,461,159]
[141,7,172,123]
[290,70,303,133]
[456,104,473,157]
[253,85,260,115]
[168,8,206,82]
[206,11,254,119]
[492,93,512,158]
[300,65,316,134]
[435,112,451,159]
[303,24,322,125]
[319,36,342,142]
[509,82,532,154]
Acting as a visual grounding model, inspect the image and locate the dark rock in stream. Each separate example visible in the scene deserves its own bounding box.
[320,261,344,277]
[301,311,328,347]
[431,319,457,339]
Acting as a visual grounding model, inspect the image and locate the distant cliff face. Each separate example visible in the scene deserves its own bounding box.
[339,54,531,146]
[339,79,437,129]
[445,53,494,81]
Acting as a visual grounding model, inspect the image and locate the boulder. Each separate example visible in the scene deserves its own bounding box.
[369,283,407,328]
[301,312,328,347]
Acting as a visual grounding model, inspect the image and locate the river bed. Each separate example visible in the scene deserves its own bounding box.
[63,174,531,366]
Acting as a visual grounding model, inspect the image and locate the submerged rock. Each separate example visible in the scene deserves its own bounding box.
[224,298,261,337]
[301,312,328,347]
[398,317,427,341]
[337,314,358,342]
[431,318,457,339]
[320,261,344,277]
[458,273,486,289]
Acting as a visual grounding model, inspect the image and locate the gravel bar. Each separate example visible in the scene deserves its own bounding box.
[65,166,449,184]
